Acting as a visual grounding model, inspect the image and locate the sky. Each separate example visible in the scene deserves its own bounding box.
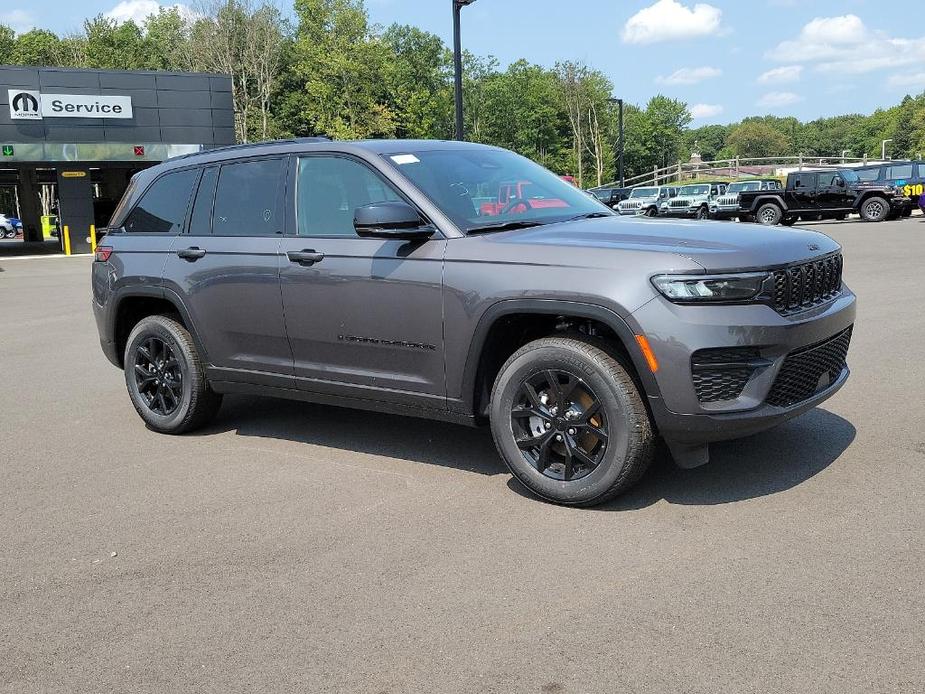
[4,0,924,125]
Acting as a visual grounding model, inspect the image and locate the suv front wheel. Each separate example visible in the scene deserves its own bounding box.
[489,336,654,506]
[124,314,222,434]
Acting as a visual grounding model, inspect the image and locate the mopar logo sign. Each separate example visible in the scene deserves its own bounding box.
[8,89,133,120]
[9,90,41,120]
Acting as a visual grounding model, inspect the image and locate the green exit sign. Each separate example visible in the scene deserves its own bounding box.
[1,146,13,156]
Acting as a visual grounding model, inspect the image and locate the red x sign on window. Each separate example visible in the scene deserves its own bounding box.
[133,146,145,156]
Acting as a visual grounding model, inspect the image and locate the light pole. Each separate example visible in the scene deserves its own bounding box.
[608,97,625,187]
[881,139,893,160]
[453,0,477,141]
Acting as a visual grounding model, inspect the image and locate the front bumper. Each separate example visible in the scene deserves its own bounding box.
[709,207,741,220]
[660,206,700,217]
[629,286,856,447]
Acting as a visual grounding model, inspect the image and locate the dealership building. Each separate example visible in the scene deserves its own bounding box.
[0,66,235,254]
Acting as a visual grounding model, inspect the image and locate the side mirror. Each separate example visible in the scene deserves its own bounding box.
[835,177,845,187]
[354,201,434,240]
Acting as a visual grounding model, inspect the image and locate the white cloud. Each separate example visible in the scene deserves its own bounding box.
[768,14,925,75]
[887,72,925,89]
[656,66,721,85]
[105,0,195,25]
[690,103,723,119]
[622,0,723,44]
[0,9,35,33]
[757,91,802,108]
[758,65,803,84]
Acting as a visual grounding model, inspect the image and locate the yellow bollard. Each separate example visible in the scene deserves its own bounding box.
[63,225,71,255]
[90,224,97,253]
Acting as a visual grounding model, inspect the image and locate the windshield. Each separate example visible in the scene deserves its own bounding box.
[383,148,611,231]
[726,181,761,193]
[840,169,859,183]
[679,185,710,196]
[630,187,658,198]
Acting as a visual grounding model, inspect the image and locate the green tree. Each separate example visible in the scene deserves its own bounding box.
[289,0,395,139]
[727,121,790,158]
[13,29,62,66]
[645,95,692,169]
[382,24,453,140]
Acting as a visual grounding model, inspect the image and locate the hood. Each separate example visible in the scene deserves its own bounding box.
[486,216,840,271]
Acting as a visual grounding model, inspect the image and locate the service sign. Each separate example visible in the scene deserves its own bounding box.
[8,89,133,120]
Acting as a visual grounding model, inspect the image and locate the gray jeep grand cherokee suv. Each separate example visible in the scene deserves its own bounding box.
[92,139,855,506]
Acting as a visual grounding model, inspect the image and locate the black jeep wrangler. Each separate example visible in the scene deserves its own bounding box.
[740,168,908,226]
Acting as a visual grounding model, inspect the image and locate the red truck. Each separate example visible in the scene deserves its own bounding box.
[479,180,569,217]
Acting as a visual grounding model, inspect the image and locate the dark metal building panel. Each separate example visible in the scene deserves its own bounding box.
[210,91,234,110]
[0,67,39,89]
[158,109,214,127]
[159,125,215,144]
[99,72,156,90]
[155,89,213,109]
[102,126,164,142]
[213,127,236,145]
[0,66,236,149]
[155,73,212,92]
[39,70,101,89]
[210,76,233,93]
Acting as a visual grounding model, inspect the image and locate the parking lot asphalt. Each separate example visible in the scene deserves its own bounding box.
[1,218,923,693]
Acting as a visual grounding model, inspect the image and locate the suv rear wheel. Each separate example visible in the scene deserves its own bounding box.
[124,314,222,434]
[489,336,654,506]
[860,196,889,222]
[756,203,782,226]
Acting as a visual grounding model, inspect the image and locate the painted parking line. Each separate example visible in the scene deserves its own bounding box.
[0,253,93,260]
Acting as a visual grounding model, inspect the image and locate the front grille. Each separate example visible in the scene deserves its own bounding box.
[772,254,843,315]
[691,346,762,403]
[621,201,642,210]
[669,199,689,208]
[716,195,738,206]
[766,326,852,407]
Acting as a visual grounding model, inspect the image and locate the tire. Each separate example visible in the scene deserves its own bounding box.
[2,227,14,239]
[902,205,913,218]
[124,314,222,434]
[756,203,782,226]
[489,336,654,507]
[695,206,708,220]
[781,216,798,226]
[860,196,890,222]
[644,206,657,217]
[834,213,847,221]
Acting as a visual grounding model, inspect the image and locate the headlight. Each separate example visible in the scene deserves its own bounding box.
[651,272,769,302]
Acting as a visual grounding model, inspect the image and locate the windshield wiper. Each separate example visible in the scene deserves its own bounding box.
[562,211,612,222]
[466,220,547,234]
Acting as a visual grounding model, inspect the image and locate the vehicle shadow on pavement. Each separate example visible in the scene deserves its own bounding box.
[577,407,856,511]
[205,398,854,507]
[199,394,508,476]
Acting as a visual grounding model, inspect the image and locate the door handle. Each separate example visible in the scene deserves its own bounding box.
[177,247,206,261]
[287,250,325,266]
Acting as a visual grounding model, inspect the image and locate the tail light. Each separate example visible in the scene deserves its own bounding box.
[95,246,113,262]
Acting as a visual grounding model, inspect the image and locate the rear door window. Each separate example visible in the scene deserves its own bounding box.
[792,173,817,189]
[123,169,198,234]
[856,167,881,182]
[886,164,913,180]
[212,158,286,236]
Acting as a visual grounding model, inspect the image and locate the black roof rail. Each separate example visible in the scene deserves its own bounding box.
[169,136,333,161]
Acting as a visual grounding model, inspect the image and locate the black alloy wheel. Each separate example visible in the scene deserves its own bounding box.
[133,336,183,416]
[511,369,609,482]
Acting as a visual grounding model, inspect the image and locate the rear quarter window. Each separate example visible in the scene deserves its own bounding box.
[123,169,198,234]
